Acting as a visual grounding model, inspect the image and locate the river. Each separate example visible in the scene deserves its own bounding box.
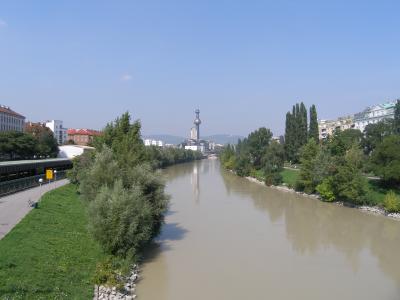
[136,159,400,300]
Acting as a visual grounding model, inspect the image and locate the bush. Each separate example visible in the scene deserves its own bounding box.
[383,191,400,213]
[333,165,368,205]
[265,172,282,186]
[316,178,336,202]
[89,180,154,258]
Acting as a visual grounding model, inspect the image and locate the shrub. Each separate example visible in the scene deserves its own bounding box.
[316,178,336,202]
[89,180,154,258]
[383,191,400,213]
[333,165,368,205]
[265,172,283,186]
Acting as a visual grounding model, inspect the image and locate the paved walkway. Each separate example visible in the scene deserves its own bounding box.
[0,179,69,240]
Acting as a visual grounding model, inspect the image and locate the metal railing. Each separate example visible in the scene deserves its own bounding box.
[0,171,67,197]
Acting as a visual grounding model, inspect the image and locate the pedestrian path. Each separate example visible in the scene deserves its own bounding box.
[0,179,69,240]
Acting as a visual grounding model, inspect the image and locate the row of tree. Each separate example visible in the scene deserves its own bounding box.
[220,127,285,185]
[221,101,400,212]
[284,102,319,163]
[0,128,58,161]
[68,112,201,284]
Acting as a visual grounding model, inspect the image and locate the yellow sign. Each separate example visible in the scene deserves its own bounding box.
[46,169,53,180]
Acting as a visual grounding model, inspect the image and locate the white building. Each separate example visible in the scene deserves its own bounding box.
[354,101,397,133]
[144,139,164,147]
[45,120,67,145]
[185,145,205,152]
[58,145,95,159]
[0,105,25,132]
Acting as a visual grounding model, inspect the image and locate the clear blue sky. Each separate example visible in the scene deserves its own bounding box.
[1,0,399,137]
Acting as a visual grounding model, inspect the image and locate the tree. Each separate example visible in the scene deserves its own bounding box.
[361,120,393,155]
[328,129,363,156]
[297,139,332,193]
[394,99,400,135]
[370,135,400,185]
[284,111,296,162]
[246,127,273,168]
[262,141,285,185]
[309,104,319,142]
[0,131,36,160]
[36,130,59,158]
[284,102,312,163]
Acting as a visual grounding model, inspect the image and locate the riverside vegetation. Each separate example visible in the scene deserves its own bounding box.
[0,112,201,299]
[220,101,400,214]
[68,112,202,287]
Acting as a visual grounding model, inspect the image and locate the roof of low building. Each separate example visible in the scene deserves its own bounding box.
[0,105,25,118]
[67,128,102,136]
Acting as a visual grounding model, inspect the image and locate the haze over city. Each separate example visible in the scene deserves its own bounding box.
[1,0,400,136]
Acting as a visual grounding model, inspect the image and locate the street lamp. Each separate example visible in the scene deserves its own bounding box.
[54,170,57,188]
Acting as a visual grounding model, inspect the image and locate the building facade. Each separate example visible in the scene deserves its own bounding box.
[0,105,25,132]
[318,116,354,139]
[67,129,102,146]
[354,101,397,133]
[45,120,67,145]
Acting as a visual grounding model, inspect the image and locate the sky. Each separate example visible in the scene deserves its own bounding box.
[0,0,400,137]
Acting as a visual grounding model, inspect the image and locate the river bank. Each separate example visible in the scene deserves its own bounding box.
[244,174,400,220]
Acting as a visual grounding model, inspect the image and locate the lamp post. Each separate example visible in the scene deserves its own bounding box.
[38,178,44,205]
[54,170,57,188]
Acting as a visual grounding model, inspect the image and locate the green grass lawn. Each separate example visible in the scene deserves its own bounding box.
[0,184,105,299]
[365,180,400,206]
[281,168,300,187]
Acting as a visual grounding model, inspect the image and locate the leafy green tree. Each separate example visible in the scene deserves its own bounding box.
[36,130,59,157]
[284,102,312,163]
[362,120,393,155]
[332,146,367,204]
[246,127,273,168]
[0,131,36,160]
[309,104,319,142]
[328,129,363,156]
[262,141,285,185]
[370,135,400,185]
[297,139,332,193]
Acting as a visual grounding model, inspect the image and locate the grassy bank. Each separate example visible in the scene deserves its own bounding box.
[279,168,400,207]
[281,168,300,187]
[0,184,105,299]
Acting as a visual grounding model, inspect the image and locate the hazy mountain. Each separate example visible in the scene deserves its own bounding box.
[203,134,244,145]
[143,134,244,145]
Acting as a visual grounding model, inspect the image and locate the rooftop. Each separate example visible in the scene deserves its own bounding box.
[67,128,102,136]
[0,105,25,119]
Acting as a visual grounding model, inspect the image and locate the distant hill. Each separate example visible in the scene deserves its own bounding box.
[203,134,244,145]
[143,134,243,145]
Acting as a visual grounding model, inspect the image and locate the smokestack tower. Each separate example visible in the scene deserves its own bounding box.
[194,109,201,142]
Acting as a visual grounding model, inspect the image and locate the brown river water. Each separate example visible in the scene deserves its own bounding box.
[136,159,400,300]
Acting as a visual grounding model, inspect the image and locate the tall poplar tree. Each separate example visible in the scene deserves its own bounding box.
[309,104,319,142]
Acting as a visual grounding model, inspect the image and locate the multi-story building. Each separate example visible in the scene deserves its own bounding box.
[45,120,67,145]
[318,116,354,140]
[354,101,397,133]
[0,105,25,132]
[67,129,102,146]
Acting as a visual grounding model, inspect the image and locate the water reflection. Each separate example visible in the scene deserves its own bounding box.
[220,164,400,286]
[138,159,400,299]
